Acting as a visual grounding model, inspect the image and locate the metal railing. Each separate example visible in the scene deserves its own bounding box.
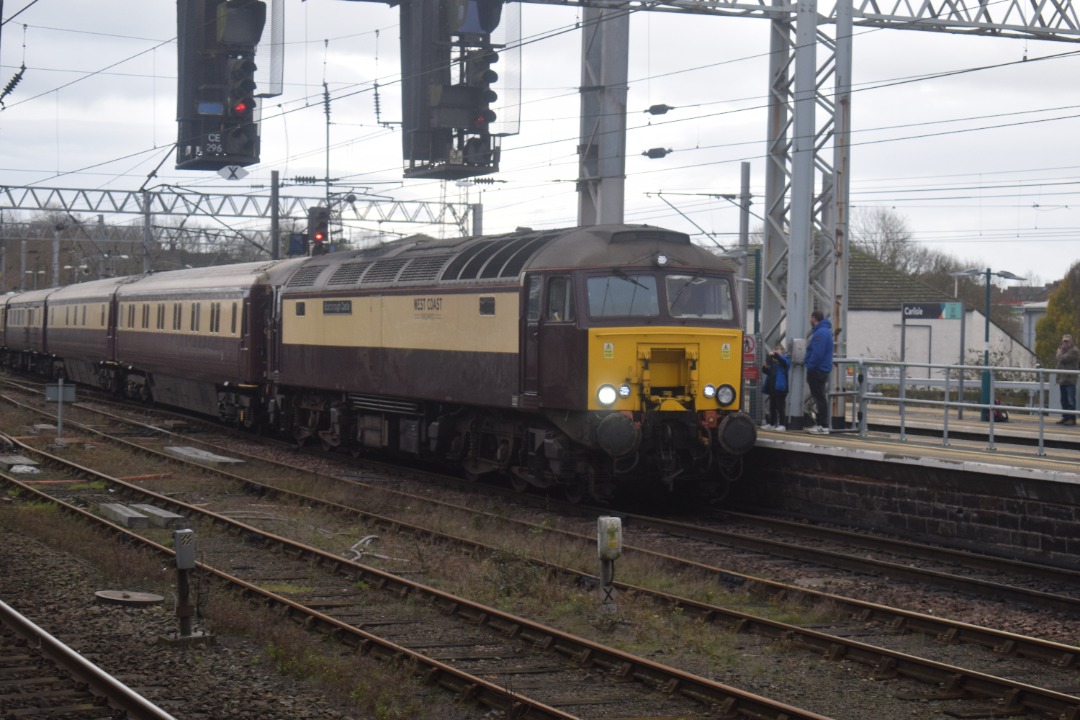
[829,358,1078,457]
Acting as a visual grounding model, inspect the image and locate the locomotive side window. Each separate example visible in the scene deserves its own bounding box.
[526,277,541,321]
[666,274,735,321]
[479,297,495,316]
[546,277,575,322]
[295,302,306,317]
[587,274,659,318]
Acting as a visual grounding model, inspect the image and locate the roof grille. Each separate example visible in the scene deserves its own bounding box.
[286,265,330,287]
[361,257,410,285]
[399,255,452,283]
[327,261,372,287]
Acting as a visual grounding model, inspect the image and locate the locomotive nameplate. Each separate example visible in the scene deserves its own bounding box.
[323,300,353,315]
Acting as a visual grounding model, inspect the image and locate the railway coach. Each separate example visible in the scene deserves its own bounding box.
[2,287,54,375]
[273,224,756,501]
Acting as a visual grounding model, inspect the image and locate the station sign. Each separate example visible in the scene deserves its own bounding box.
[901,302,963,320]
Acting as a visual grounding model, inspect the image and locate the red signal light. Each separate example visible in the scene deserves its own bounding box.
[233,100,250,114]
[313,231,325,243]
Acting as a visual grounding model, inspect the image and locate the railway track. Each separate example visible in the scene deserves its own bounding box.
[0,596,176,720]
[4,384,1080,717]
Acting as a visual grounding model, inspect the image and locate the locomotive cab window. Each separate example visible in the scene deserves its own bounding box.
[479,297,495,316]
[587,273,659,319]
[546,277,575,322]
[666,274,735,321]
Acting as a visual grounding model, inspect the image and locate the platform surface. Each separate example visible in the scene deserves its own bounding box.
[757,401,1080,484]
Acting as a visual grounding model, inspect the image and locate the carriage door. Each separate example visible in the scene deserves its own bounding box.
[521,275,542,398]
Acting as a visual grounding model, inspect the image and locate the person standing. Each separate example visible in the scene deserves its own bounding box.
[805,310,834,435]
[761,343,790,431]
[1056,333,1079,426]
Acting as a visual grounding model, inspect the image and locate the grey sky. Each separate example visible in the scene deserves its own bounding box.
[1,1,1078,285]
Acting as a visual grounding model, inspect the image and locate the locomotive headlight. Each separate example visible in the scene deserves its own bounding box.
[703,384,717,399]
[655,253,669,267]
[716,384,737,406]
[597,384,619,406]
[618,384,632,399]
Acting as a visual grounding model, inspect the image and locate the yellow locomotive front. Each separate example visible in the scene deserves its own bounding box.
[580,267,757,495]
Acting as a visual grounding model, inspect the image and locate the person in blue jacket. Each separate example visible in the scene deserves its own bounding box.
[761,342,790,431]
[805,310,834,434]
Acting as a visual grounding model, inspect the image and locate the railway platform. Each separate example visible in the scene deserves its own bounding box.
[755,402,1080,487]
[737,401,1080,566]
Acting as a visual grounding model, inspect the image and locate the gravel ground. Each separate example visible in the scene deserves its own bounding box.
[5,405,1080,719]
[0,503,487,720]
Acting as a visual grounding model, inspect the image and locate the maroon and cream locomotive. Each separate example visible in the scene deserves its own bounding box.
[0,224,756,501]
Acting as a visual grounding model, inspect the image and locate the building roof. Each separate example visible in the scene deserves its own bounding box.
[847,248,952,310]
[744,246,953,311]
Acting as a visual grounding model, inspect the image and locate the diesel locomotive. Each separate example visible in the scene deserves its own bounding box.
[0,224,756,501]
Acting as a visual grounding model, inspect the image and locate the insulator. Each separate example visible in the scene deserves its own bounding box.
[643,147,672,159]
[646,103,673,115]
[1,65,26,106]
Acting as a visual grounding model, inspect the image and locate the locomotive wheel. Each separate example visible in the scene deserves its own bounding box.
[509,472,529,493]
[563,483,586,504]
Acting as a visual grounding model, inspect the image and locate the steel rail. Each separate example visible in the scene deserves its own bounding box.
[610,509,1080,615]
[7,390,1080,675]
[7,431,1080,719]
[0,444,834,720]
[0,597,178,720]
[724,509,1080,587]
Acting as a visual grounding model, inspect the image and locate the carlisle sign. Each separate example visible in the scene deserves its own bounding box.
[901,302,963,320]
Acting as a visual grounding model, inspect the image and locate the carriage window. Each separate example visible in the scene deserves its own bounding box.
[587,274,659,319]
[141,303,150,329]
[156,303,165,330]
[82,305,87,326]
[172,303,182,331]
[546,277,574,322]
[127,305,135,329]
[666,274,735,321]
[230,302,237,335]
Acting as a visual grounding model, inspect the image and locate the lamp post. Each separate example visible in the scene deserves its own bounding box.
[951,267,1024,420]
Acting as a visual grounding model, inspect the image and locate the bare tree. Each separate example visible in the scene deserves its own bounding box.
[849,206,933,274]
